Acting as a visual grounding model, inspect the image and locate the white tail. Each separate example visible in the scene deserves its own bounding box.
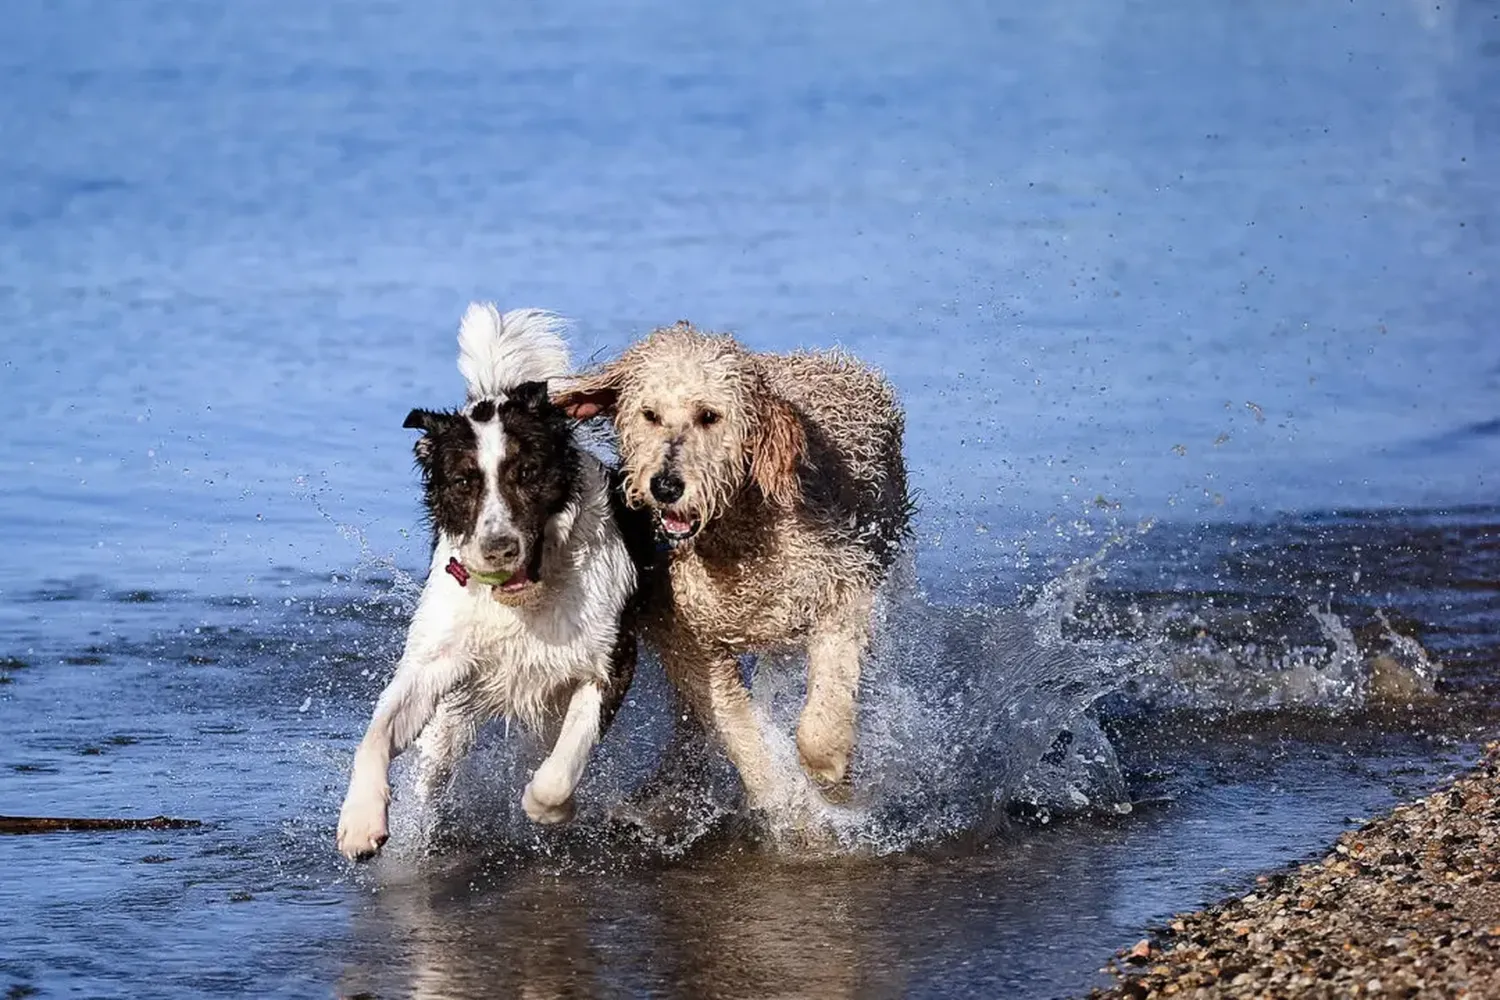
[457,304,572,399]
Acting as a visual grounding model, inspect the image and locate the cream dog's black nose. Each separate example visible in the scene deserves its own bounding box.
[650,471,685,504]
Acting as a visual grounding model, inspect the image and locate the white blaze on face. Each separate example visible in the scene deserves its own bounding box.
[470,412,516,546]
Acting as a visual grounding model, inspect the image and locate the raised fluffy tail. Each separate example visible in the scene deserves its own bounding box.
[457,303,572,399]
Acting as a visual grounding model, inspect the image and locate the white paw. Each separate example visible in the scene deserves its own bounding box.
[336,785,390,861]
[521,771,577,825]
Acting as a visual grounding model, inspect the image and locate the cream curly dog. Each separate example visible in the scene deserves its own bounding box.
[555,322,912,812]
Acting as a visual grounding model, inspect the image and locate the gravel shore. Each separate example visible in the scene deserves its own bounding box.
[1090,740,1500,999]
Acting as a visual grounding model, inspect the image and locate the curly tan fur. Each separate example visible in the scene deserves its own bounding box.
[750,390,805,509]
[555,323,913,810]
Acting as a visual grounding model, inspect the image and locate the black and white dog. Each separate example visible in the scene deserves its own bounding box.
[337,304,653,861]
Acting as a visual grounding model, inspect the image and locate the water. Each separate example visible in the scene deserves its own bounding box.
[3,0,1499,996]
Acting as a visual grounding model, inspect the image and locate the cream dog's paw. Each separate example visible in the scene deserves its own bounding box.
[521,768,577,825]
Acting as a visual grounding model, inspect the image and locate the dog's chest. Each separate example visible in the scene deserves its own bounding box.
[457,599,613,724]
[659,546,829,649]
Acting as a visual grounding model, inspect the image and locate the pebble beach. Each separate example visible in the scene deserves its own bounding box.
[1091,742,1500,999]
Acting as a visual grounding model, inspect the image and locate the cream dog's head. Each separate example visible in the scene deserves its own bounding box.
[554,323,803,545]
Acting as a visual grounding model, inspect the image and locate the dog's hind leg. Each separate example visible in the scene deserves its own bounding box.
[664,644,781,811]
[631,692,714,796]
[597,627,638,737]
[609,687,721,844]
[413,695,475,806]
[797,589,873,798]
[409,697,476,854]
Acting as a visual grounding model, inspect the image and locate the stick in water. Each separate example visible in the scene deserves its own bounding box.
[0,815,202,834]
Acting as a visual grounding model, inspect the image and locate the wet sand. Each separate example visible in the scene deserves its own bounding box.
[1090,741,1500,999]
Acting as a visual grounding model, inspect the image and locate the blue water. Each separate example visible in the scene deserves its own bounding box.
[3,1,1499,997]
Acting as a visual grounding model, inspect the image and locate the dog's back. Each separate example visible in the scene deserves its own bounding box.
[759,349,914,568]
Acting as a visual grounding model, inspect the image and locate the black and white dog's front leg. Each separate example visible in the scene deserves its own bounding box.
[338,642,470,861]
[521,632,637,824]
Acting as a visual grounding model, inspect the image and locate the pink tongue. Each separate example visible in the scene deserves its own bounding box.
[663,513,692,533]
[501,567,531,591]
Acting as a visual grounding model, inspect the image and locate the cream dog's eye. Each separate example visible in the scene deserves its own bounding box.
[642,408,661,425]
[698,409,720,427]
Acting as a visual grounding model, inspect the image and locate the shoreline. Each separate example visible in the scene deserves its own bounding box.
[1088,740,1500,998]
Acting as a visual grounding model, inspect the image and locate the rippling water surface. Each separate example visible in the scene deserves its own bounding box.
[3,1,1499,997]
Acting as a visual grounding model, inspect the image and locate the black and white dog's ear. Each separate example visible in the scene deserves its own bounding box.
[403,408,449,463]
[509,380,550,413]
[403,408,447,432]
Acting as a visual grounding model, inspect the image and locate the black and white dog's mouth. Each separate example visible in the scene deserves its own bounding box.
[656,508,702,545]
[446,546,545,592]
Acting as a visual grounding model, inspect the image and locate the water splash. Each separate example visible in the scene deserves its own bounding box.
[739,551,1133,853]
[357,544,1137,862]
[1091,596,1441,715]
[294,472,425,607]
[321,515,1440,863]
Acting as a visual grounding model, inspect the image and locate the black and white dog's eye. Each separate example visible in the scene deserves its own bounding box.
[515,462,538,483]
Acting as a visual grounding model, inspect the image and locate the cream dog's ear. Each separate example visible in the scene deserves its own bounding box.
[550,364,623,420]
[747,381,805,508]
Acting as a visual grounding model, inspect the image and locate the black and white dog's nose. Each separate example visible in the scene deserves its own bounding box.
[481,533,521,562]
[649,471,685,504]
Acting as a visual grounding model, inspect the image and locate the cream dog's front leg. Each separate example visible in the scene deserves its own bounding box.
[797,589,873,796]
[662,643,781,811]
[338,625,471,860]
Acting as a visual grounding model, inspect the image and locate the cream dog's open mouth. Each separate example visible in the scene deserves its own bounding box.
[658,509,702,543]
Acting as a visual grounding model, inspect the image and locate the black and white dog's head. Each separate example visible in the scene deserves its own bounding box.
[404,380,579,605]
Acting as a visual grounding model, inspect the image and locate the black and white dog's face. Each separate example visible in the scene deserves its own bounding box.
[404,381,579,603]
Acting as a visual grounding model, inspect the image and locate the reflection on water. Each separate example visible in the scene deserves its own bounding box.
[346,858,882,1000]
